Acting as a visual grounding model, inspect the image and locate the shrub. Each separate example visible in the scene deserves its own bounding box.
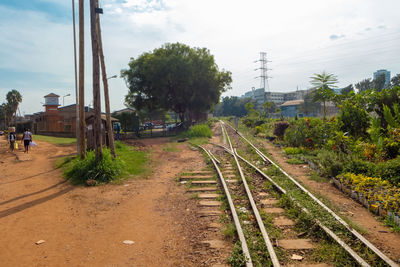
[64,149,125,185]
[283,147,305,155]
[317,150,344,177]
[338,101,370,138]
[342,157,375,176]
[185,124,212,138]
[273,121,289,139]
[375,157,400,185]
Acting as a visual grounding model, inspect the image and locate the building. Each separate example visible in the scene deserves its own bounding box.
[280,100,304,117]
[32,93,94,137]
[265,92,285,105]
[373,69,391,88]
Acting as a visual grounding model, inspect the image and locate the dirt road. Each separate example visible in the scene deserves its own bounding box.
[0,137,214,266]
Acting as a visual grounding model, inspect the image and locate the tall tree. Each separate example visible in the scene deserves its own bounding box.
[122,43,232,126]
[6,90,22,125]
[341,84,354,95]
[391,74,400,87]
[355,78,373,92]
[310,72,338,119]
[373,73,386,92]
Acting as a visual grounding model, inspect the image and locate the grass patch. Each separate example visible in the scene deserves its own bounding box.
[309,171,329,183]
[286,157,306,164]
[188,137,209,146]
[163,142,180,152]
[35,135,76,145]
[384,216,400,233]
[223,223,236,239]
[59,141,149,185]
[185,123,212,138]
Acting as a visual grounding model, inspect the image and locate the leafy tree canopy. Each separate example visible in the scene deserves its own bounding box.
[214,96,253,117]
[121,43,232,124]
[310,71,338,119]
[355,78,373,92]
[373,73,386,92]
[391,74,400,87]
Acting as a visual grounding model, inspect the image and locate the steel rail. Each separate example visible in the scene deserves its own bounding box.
[224,121,398,267]
[235,151,371,267]
[198,146,253,267]
[222,124,281,267]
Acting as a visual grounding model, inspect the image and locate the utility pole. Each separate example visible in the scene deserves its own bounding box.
[72,0,79,156]
[90,0,102,160]
[95,0,116,157]
[254,52,271,92]
[78,0,86,159]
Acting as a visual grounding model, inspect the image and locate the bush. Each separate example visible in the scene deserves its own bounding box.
[185,124,212,138]
[375,157,400,185]
[317,150,344,177]
[64,149,125,185]
[283,147,305,155]
[338,101,370,138]
[273,121,289,139]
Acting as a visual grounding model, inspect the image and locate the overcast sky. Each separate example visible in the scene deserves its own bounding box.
[1,0,399,115]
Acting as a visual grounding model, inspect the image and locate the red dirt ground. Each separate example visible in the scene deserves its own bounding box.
[0,137,221,266]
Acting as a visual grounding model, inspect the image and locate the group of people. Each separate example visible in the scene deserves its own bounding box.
[7,128,33,153]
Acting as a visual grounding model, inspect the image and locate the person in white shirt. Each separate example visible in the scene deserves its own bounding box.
[22,128,33,153]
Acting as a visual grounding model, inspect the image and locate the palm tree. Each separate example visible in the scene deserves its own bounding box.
[310,72,338,120]
[6,89,22,125]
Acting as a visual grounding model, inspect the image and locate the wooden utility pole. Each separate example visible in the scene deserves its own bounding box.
[78,0,86,159]
[72,0,79,156]
[96,2,116,157]
[90,0,102,160]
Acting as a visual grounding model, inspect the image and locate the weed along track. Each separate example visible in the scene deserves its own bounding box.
[217,121,399,267]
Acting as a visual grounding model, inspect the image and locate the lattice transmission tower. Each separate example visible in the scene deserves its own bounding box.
[254,52,271,91]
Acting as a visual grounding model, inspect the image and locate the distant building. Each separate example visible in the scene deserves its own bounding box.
[265,92,285,105]
[31,93,94,137]
[280,100,304,117]
[373,69,391,88]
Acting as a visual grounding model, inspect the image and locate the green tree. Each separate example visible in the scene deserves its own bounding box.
[341,84,354,95]
[391,74,400,87]
[262,101,276,118]
[373,73,386,92]
[121,43,232,126]
[310,71,338,119]
[338,101,370,138]
[4,90,22,126]
[355,78,373,92]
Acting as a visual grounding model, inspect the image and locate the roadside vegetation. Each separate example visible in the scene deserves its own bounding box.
[35,135,77,145]
[229,84,400,228]
[58,141,149,185]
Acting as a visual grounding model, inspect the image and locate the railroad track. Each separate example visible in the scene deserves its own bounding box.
[201,120,397,267]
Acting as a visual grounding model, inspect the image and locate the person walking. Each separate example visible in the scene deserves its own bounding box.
[8,130,16,151]
[22,128,33,153]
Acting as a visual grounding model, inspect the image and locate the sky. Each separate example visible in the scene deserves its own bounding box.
[0,0,399,115]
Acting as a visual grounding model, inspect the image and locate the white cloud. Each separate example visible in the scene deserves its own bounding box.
[1,0,400,114]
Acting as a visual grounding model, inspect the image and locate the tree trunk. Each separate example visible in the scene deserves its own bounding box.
[90,0,102,160]
[78,0,86,159]
[96,2,116,157]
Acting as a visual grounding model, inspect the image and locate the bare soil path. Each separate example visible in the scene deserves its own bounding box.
[258,139,400,263]
[0,137,215,266]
